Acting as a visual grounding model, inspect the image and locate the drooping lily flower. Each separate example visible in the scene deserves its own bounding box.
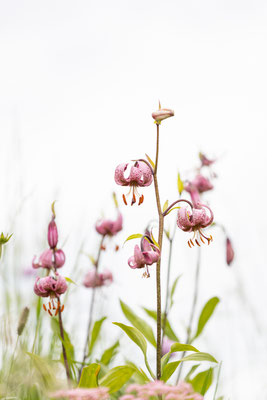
[95,212,123,236]
[128,236,160,277]
[177,204,214,247]
[34,274,67,316]
[190,174,213,193]
[152,102,174,124]
[83,269,113,288]
[115,161,153,206]
[32,248,65,269]
[226,237,234,266]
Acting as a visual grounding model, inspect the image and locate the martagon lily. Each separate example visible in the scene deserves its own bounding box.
[115,161,153,206]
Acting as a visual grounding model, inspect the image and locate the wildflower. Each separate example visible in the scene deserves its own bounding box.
[115,161,153,206]
[34,274,67,316]
[95,212,123,236]
[226,237,234,266]
[199,152,215,167]
[0,232,12,259]
[152,102,174,124]
[161,338,174,356]
[32,248,65,269]
[128,237,160,277]
[50,387,109,400]
[120,381,203,400]
[190,174,213,193]
[48,216,58,249]
[83,269,113,288]
[177,204,214,247]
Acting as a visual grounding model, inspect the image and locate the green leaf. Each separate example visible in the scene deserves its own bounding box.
[161,361,180,382]
[185,364,200,381]
[170,343,199,353]
[177,172,184,195]
[89,317,107,354]
[65,277,77,285]
[120,300,156,347]
[180,352,218,364]
[169,275,182,308]
[113,322,147,358]
[143,308,179,342]
[112,192,119,209]
[126,361,150,384]
[113,322,155,380]
[161,353,170,370]
[124,234,143,245]
[78,363,101,388]
[150,231,159,248]
[145,153,155,169]
[100,341,120,366]
[193,297,220,340]
[99,366,135,393]
[163,200,169,213]
[190,368,213,395]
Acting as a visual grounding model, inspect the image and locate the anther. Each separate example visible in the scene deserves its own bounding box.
[43,304,47,312]
[200,236,205,244]
[190,239,194,247]
[48,310,53,317]
[101,245,106,251]
[49,302,51,310]
[122,194,127,206]
[195,239,201,247]
[131,193,136,206]
[188,241,192,248]
[61,305,64,312]
[138,194,144,206]
[115,245,119,251]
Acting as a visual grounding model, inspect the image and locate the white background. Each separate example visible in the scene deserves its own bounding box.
[1,0,267,399]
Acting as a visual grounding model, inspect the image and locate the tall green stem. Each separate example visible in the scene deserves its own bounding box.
[176,246,201,383]
[153,123,164,380]
[78,235,105,380]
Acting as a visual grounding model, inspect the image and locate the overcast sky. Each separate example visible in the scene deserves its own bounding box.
[1,1,267,399]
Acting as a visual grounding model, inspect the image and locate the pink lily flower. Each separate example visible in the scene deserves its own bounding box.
[32,248,65,269]
[83,269,113,288]
[34,274,67,298]
[226,237,234,266]
[47,216,58,249]
[190,174,213,193]
[128,237,160,277]
[115,161,153,206]
[95,212,123,236]
[177,204,214,247]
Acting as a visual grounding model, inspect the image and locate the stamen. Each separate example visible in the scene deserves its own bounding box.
[188,241,191,248]
[61,305,64,312]
[122,194,127,205]
[52,299,56,310]
[115,245,119,251]
[49,302,51,310]
[101,245,106,250]
[190,239,194,247]
[138,194,144,206]
[131,192,136,206]
[200,236,205,244]
[195,239,201,247]
[48,310,53,317]
[43,304,47,311]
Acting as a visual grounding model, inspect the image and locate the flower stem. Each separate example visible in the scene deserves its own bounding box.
[153,123,164,380]
[176,246,201,383]
[78,235,105,380]
[162,236,173,342]
[58,297,71,383]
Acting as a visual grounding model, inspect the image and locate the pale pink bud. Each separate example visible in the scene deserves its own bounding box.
[226,237,234,266]
[152,104,174,123]
[48,218,58,249]
[161,338,174,356]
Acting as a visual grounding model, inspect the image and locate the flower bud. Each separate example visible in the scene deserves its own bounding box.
[48,218,58,249]
[226,237,234,266]
[152,104,174,123]
[17,307,30,336]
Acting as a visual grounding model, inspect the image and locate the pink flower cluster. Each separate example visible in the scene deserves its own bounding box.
[120,381,203,400]
[50,387,109,400]
[32,210,68,316]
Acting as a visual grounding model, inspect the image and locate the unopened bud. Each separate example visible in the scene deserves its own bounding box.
[17,307,30,336]
[152,102,174,124]
[48,218,58,249]
[226,237,234,266]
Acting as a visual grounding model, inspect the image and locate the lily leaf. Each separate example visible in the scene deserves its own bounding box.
[78,363,100,388]
[99,365,135,393]
[193,297,220,340]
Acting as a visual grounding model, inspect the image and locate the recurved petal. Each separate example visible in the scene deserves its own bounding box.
[114,163,130,186]
[177,207,193,231]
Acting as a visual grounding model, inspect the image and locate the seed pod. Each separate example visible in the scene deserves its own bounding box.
[17,307,30,336]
